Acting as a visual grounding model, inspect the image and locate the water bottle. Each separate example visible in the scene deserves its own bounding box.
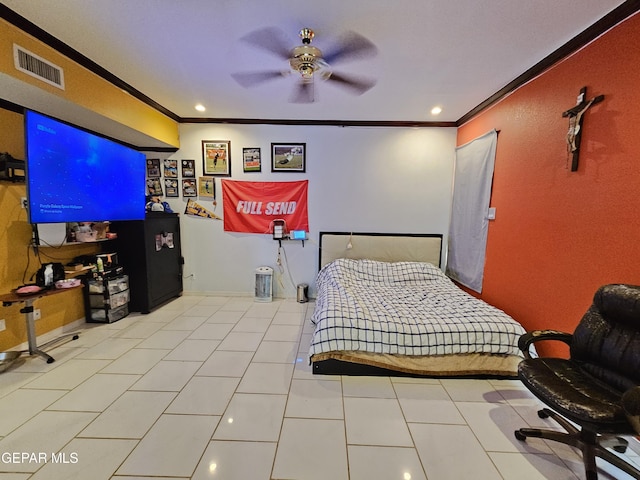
[44,264,53,287]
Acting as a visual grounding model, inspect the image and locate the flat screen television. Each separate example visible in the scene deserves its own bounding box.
[25,110,146,224]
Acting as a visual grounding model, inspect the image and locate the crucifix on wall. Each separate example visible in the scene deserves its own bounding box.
[562,86,604,172]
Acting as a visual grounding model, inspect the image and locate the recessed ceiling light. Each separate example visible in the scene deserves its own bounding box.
[195,104,206,112]
[430,106,442,115]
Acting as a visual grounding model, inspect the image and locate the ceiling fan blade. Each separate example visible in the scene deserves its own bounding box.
[290,81,314,103]
[239,27,291,60]
[231,71,286,88]
[323,31,377,65]
[326,72,376,95]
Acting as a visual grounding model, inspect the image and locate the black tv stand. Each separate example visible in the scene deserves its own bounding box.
[110,213,183,313]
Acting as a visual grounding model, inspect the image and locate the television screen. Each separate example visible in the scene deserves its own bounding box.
[25,110,146,224]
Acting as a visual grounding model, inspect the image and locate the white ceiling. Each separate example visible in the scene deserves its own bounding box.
[0,1,627,130]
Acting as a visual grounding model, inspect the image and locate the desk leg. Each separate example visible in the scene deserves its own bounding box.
[20,299,55,364]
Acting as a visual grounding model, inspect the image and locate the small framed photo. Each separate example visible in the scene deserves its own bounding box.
[271,143,306,172]
[181,159,195,178]
[146,159,161,178]
[164,178,179,197]
[243,147,261,172]
[202,140,231,176]
[199,177,215,198]
[182,179,197,197]
[164,159,178,178]
[146,178,163,196]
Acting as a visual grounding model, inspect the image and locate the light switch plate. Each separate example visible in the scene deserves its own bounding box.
[487,207,496,220]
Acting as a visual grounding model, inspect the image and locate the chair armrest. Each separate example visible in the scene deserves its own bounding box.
[518,329,573,359]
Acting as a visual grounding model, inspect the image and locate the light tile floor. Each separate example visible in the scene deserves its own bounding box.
[1,295,639,479]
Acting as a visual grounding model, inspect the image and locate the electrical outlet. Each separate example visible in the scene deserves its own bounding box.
[21,197,28,209]
[0,319,5,332]
[34,309,41,321]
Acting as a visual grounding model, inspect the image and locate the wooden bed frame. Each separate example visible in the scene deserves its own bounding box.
[311,231,520,378]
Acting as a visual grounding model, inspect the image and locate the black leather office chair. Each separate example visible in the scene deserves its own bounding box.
[514,284,640,480]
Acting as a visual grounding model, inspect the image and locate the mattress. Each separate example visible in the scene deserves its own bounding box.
[309,259,526,375]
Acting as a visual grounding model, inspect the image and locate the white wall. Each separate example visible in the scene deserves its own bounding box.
[157,123,456,298]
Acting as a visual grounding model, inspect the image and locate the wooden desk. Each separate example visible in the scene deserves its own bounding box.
[0,286,81,363]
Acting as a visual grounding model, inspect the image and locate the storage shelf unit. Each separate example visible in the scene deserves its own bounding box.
[84,272,129,323]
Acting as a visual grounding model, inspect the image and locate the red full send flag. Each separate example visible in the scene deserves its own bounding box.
[222,180,309,234]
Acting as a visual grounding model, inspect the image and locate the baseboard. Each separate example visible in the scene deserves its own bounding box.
[11,293,314,351]
[12,317,85,352]
[182,290,253,297]
[182,290,315,301]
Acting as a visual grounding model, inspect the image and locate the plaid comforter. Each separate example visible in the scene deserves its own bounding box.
[309,259,525,359]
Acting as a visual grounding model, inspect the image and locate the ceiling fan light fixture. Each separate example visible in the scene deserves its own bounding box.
[232,26,377,103]
[290,45,322,70]
[299,64,315,79]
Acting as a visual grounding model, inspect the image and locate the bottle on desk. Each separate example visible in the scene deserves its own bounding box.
[44,264,53,287]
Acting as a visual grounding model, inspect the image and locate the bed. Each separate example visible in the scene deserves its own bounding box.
[309,232,526,377]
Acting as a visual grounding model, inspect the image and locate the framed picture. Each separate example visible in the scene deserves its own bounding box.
[146,178,163,196]
[199,176,215,198]
[164,178,179,197]
[163,159,178,178]
[181,159,195,178]
[202,140,231,176]
[182,179,197,197]
[271,143,306,172]
[243,147,261,172]
[146,158,161,178]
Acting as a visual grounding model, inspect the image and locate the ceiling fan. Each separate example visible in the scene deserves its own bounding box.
[231,27,378,103]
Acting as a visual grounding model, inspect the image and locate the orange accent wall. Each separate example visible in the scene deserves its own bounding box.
[457,13,640,356]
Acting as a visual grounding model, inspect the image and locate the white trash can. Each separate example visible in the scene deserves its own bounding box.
[255,266,273,302]
[297,283,308,303]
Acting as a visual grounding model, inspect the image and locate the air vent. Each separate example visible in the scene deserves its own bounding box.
[13,44,65,90]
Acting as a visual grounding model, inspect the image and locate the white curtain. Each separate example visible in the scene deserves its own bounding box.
[446,129,497,292]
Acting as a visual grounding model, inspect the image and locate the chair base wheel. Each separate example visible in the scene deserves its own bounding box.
[515,418,640,480]
[514,430,527,442]
[538,409,550,419]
